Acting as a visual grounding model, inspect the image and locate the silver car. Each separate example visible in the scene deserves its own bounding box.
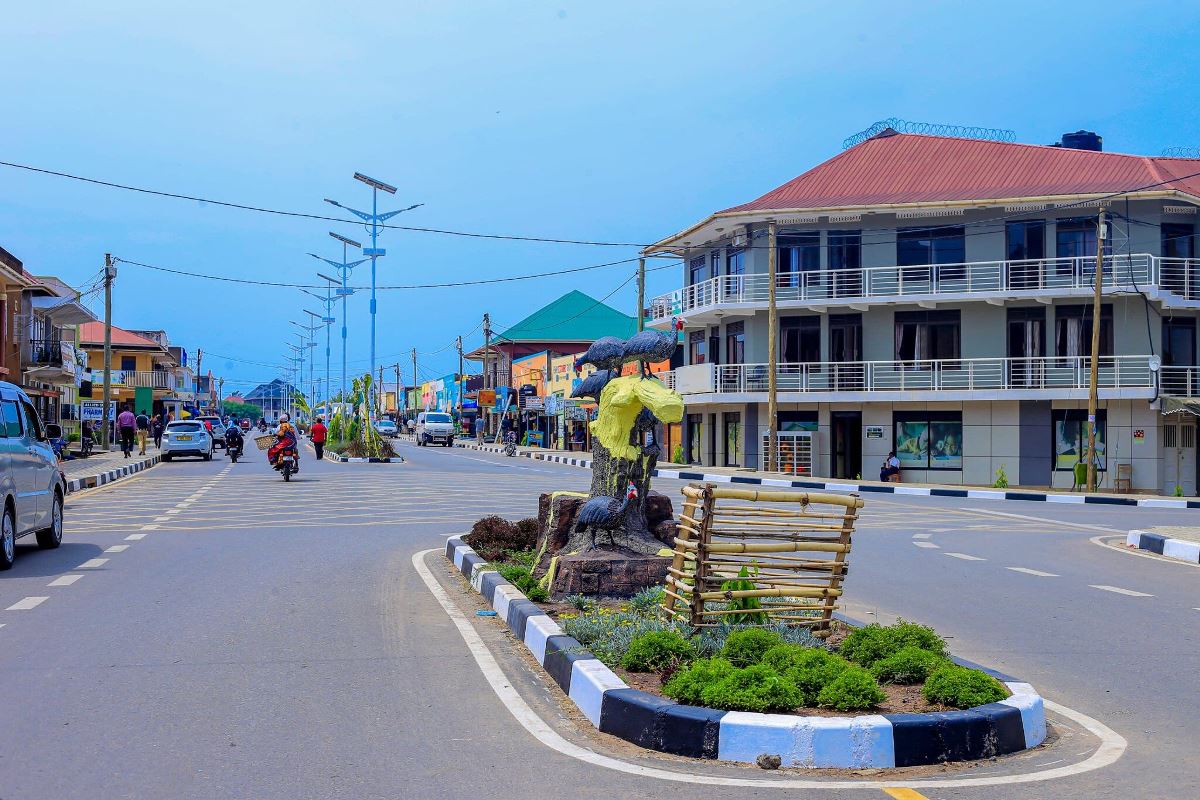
[161,420,214,462]
[0,381,67,570]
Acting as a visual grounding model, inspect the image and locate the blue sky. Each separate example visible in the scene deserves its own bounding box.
[2,1,1199,395]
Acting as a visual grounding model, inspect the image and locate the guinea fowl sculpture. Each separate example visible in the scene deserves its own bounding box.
[570,369,613,403]
[574,482,639,537]
[573,336,626,374]
[620,317,684,378]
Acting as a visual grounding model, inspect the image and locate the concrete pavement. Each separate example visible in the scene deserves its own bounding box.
[0,439,1193,798]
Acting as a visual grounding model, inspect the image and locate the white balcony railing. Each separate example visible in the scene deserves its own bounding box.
[648,254,1200,321]
[669,355,1169,396]
[1160,366,1200,397]
[120,370,175,390]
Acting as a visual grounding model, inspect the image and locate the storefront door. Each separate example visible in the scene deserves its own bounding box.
[831,411,862,479]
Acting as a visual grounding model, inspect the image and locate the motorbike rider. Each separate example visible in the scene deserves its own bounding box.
[267,412,300,471]
[224,420,244,454]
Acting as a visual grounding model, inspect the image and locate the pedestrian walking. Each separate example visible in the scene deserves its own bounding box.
[152,414,164,449]
[474,414,484,444]
[116,404,136,458]
[310,416,327,460]
[135,408,150,455]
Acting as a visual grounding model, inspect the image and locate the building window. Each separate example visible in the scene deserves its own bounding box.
[894,310,960,364]
[686,413,704,464]
[1055,217,1111,277]
[723,411,742,467]
[710,250,721,278]
[777,234,820,288]
[778,410,818,432]
[1054,304,1112,361]
[780,316,820,363]
[1161,222,1196,296]
[897,226,966,281]
[688,256,707,286]
[1053,409,1106,471]
[893,411,963,470]
[1006,220,1046,289]
[725,321,745,365]
[120,356,137,372]
[726,249,745,277]
[688,330,706,365]
[828,230,862,297]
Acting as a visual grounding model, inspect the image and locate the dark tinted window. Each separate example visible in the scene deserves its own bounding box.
[168,422,202,432]
[2,401,23,438]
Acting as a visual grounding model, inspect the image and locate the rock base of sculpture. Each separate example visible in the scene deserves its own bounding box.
[550,552,671,598]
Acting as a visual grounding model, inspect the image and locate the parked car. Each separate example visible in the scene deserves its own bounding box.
[415,411,455,447]
[0,382,68,570]
[374,419,398,438]
[196,415,227,448]
[161,420,214,462]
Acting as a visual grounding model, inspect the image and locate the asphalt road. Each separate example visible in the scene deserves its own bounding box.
[0,440,1194,799]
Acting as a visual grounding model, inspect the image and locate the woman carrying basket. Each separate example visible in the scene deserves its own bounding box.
[266,413,300,472]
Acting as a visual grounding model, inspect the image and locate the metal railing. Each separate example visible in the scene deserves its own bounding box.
[23,338,66,367]
[761,430,815,476]
[669,355,1164,395]
[122,371,175,390]
[1160,366,1200,397]
[647,254,1200,320]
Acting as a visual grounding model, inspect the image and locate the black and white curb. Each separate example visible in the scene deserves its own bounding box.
[452,442,1198,509]
[1125,530,1200,564]
[444,536,1047,768]
[65,454,161,494]
[332,455,405,463]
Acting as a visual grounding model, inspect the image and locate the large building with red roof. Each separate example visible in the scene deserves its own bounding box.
[645,128,1200,494]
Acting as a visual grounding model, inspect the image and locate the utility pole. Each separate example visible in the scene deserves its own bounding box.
[637,257,646,333]
[217,377,224,416]
[483,313,492,436]
[1086,206,1107,492]
[456,335,464,423]
[312,232,368,418]
[393,363,401,419]
[378,365,384,418]
[411,348,418,412]
[100,254,115,451]
[766,222,779,473]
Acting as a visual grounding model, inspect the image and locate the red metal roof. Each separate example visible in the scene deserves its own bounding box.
[78,321,165,349]
[722,132,1200,213]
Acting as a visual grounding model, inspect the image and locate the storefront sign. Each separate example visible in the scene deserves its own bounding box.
[1133,428,1145,445]
[865,426,884,440]
[478,389,495,406]
[523,396,544,411]
[80,401,116,422]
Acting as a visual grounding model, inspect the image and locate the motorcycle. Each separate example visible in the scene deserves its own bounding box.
[275,446,297,481]
[503,430,517,457]
[225,430,244,463]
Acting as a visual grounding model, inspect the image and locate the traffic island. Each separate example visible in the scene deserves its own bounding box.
[444,535,1048,769]
[65,453,161,494]
[1125,528,1200,564]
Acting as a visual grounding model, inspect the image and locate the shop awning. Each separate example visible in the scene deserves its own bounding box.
[30,295,98,326]
[1162,397,1200,417]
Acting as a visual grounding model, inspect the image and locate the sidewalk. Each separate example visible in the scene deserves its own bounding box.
[61,447,161,493]
[451,440,1200,510]
[1125,527,1200,564]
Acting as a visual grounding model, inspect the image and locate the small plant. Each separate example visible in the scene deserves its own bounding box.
[465,516,518,560]
[662,658,735,705]
[496,563,547,600]
[763,645,851,705]
[525,584,550,603]
[514,517,541,548]
[816,666,887,710]
[720,565,768,625]
[993,464,1009,489]
[564,594,594,611]
[629,586,666,613]
[922,664,1008,708]
[561,607,692,668]
[672,443,685,464]
[871,646,948,685]
[720,628,784,668]
[838,620,946,668]
[1174,484,1185,497]
[700,665,802,713]
[620,631,696,672]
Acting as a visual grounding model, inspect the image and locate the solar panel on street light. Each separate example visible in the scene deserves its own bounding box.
[328,232,362,248]
[353,173,397,194]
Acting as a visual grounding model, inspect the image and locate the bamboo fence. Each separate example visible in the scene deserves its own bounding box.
[661,483,862,636]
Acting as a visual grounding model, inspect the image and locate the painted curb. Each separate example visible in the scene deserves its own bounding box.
[452,442,1197,508]
[443,536,1047,769]
[1125,530,1200,564]
[65,454,161,494]
[332,455,405,463]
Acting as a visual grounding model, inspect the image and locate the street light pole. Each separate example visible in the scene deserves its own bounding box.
[302,286,338,418]
[311,233,368,414]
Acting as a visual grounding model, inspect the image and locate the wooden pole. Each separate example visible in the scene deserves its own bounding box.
[1086,207,1106,492]
[767,221,779,473]
[636,257,645,333]
[483,312,491,435]
[100,254,115,451]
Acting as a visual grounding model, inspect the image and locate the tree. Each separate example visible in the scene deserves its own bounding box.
[223,400,262,421]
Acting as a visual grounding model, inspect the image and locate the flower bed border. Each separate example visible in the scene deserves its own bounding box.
[331,455,404,463]
[445,535,1047,769]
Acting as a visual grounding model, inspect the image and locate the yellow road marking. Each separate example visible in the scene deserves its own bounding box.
[882,789,929,800]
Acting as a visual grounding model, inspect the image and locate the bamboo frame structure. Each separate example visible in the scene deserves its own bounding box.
[661,484,862,636]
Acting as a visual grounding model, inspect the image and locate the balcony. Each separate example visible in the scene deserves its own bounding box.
[648,254,1200,326]
[119,370,176,390]
[22,338,80,384]
[666,355,1178,402]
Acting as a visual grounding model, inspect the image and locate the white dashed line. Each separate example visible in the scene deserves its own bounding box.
[7,596,48,611]
[1008,567,1059,577]
[1089,585,1153,597]
[913,542,940,549]
[912,533,933,539]
[944,552,986,561]
[77,558,109,569]
[154,516,171,522]
[126,533,148,540]
[48,574,84,587]
[141,525,159,530]
[165,510,180,515]
[104,545,130,553]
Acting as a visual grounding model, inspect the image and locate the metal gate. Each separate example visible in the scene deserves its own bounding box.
[1163,421,1197,496]
[761,431,815,476]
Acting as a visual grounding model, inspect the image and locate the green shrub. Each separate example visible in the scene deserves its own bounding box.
[922,664,1008,708]
[838,621,946,668]
[871,646,948,685]
[762,645,852,704]
[561,608,692,668]
[465,516,518,560]
[620,631,696,672]
[496,564,547,601]
[662,658,735,705]
[993,464,1009,489]
[700,665,802,713]
[629,586,665,613]
[514,517,541,546]
[720,628,784,667]
[720,565,767,625]
[564,594,594,611]
[816,666,887,710]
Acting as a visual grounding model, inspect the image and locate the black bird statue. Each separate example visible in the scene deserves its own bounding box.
[574,336,626,374]
[570,369,613,403]
[574,482,639,535]
[620,317,684,378]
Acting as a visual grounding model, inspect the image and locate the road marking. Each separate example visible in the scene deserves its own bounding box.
[912,533,932,539]
[930,527,954,533]
[165,510,180,515]
[77,558,109,569]
[1007,567,1059,577]
[48,575,83,587]
[944,552,986,561]
[7,596,48,610]
[140,524,159,530]
[913,542,940,549]
[154,516,171,522]
[104,545,130,553]
[126,533,148,540]
[883,790,929,800]
[1089,585,1153,597]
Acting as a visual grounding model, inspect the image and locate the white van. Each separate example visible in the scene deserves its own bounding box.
[415,411,455,447]
[0,382,68,570]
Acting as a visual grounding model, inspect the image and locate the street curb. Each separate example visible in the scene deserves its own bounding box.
[444,535,1047,769]
[332,455,405,463]
[65,454,161,494]
[1125,530,1200,564]
[452,442,1198,509]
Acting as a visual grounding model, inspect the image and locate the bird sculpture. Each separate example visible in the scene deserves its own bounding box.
[574,482,639,535]
[620,317,684,378]
[570,369,613,403]
[574,336,626,374]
